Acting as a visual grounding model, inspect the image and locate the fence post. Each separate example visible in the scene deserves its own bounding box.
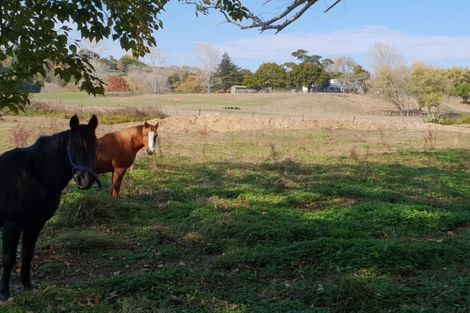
[199,108,201,116]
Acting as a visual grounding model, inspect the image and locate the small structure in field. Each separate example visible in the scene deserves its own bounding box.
[230,85,258,94]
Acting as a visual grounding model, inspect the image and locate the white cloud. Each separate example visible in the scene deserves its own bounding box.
[215,25,470,69]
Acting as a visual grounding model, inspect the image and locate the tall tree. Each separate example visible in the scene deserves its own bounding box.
[195,44,221,93]
[368,43,410,113]
[288,63,330,90]
[143,47,169,93]
[291,49,322,66]
[452,83,470,103]
[214,52,243,92]
[327,57,370,93]
[245,63,286,90]
[408,62,449,113]
[368,66,410,113]
[117,55,147,73]
[369,42,406,74]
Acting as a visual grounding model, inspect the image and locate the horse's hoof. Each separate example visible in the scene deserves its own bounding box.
[0,292,10,302]
[23,284,33,291]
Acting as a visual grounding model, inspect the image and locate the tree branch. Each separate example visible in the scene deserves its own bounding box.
[186,0,342,33]
[324,0,342,13]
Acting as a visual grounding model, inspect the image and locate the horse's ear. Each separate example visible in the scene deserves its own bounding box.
[88,115,98,131]
[69,115,79,131]
[155,122,159,129]
[144,122,149,128]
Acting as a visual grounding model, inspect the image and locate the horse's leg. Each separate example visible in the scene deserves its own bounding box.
[110,170,115,196]
[0,221,22,300]
[112,167,127,198]
[20,220,46,290]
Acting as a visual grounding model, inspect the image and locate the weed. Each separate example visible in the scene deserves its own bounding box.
[268,143,279,161]
[423,131,436,151]
[10,125,33,148]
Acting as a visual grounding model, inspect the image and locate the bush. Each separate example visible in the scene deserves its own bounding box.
[174,74,203,93]
[106,75,130,92]
[452,82,470,103]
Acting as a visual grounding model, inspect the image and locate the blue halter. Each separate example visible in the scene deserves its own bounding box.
[67,144,101,188]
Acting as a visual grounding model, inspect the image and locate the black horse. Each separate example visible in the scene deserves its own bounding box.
[0,115,99,300]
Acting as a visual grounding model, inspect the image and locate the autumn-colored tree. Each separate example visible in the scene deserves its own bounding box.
[174,74,204,93]
[167,73,181,91]
[106,75,130,92]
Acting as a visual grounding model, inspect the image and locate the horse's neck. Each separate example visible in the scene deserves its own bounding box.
[127,126,144,153]
[32,131,71,189]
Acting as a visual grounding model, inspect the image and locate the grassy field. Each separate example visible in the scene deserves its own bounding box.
[28,92,405,121]
[2,124,470,312]
[31,92,286,114]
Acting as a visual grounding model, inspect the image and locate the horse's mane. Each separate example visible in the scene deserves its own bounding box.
[0,129,72,190]
[116,125,143,140]
[34,130,69,148]
[102,125,143,149]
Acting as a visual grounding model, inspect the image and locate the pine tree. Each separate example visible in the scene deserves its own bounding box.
[214,53,243,92]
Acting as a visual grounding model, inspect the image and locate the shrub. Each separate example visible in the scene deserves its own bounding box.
[10,125,33,148]
[106,75,130,92]
[174,74,203,93]
[452,82,470,103]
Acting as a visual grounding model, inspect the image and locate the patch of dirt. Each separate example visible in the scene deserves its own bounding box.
[155,113,470,134]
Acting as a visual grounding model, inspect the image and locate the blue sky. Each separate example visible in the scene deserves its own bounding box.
[96,0,470,71]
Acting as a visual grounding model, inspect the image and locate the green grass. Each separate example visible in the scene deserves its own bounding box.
[3,128,470,312]
[439,114,470,125]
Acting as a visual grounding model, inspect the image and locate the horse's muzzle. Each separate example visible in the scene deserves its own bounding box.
[74,171,101,189]
[146,148,155,155]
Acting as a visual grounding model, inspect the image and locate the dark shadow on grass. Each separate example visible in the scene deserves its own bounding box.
[17,149,470,312]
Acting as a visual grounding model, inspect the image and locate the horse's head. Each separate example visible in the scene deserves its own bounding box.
[68,115,99,189]
[142,121,159,155]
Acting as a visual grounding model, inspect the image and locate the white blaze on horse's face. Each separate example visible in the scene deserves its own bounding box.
[143,122,159,156]
[147,131,156,155]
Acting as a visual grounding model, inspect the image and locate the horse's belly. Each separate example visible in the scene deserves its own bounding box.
[95,159,113,174]
[0,191,60,222]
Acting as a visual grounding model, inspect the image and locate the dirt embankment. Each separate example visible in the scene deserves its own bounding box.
[156,113,470,134]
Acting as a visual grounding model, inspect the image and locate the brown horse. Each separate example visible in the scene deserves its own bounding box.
[95,122,159,197]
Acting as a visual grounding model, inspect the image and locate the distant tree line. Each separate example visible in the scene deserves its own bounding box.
[13,41,470,116]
